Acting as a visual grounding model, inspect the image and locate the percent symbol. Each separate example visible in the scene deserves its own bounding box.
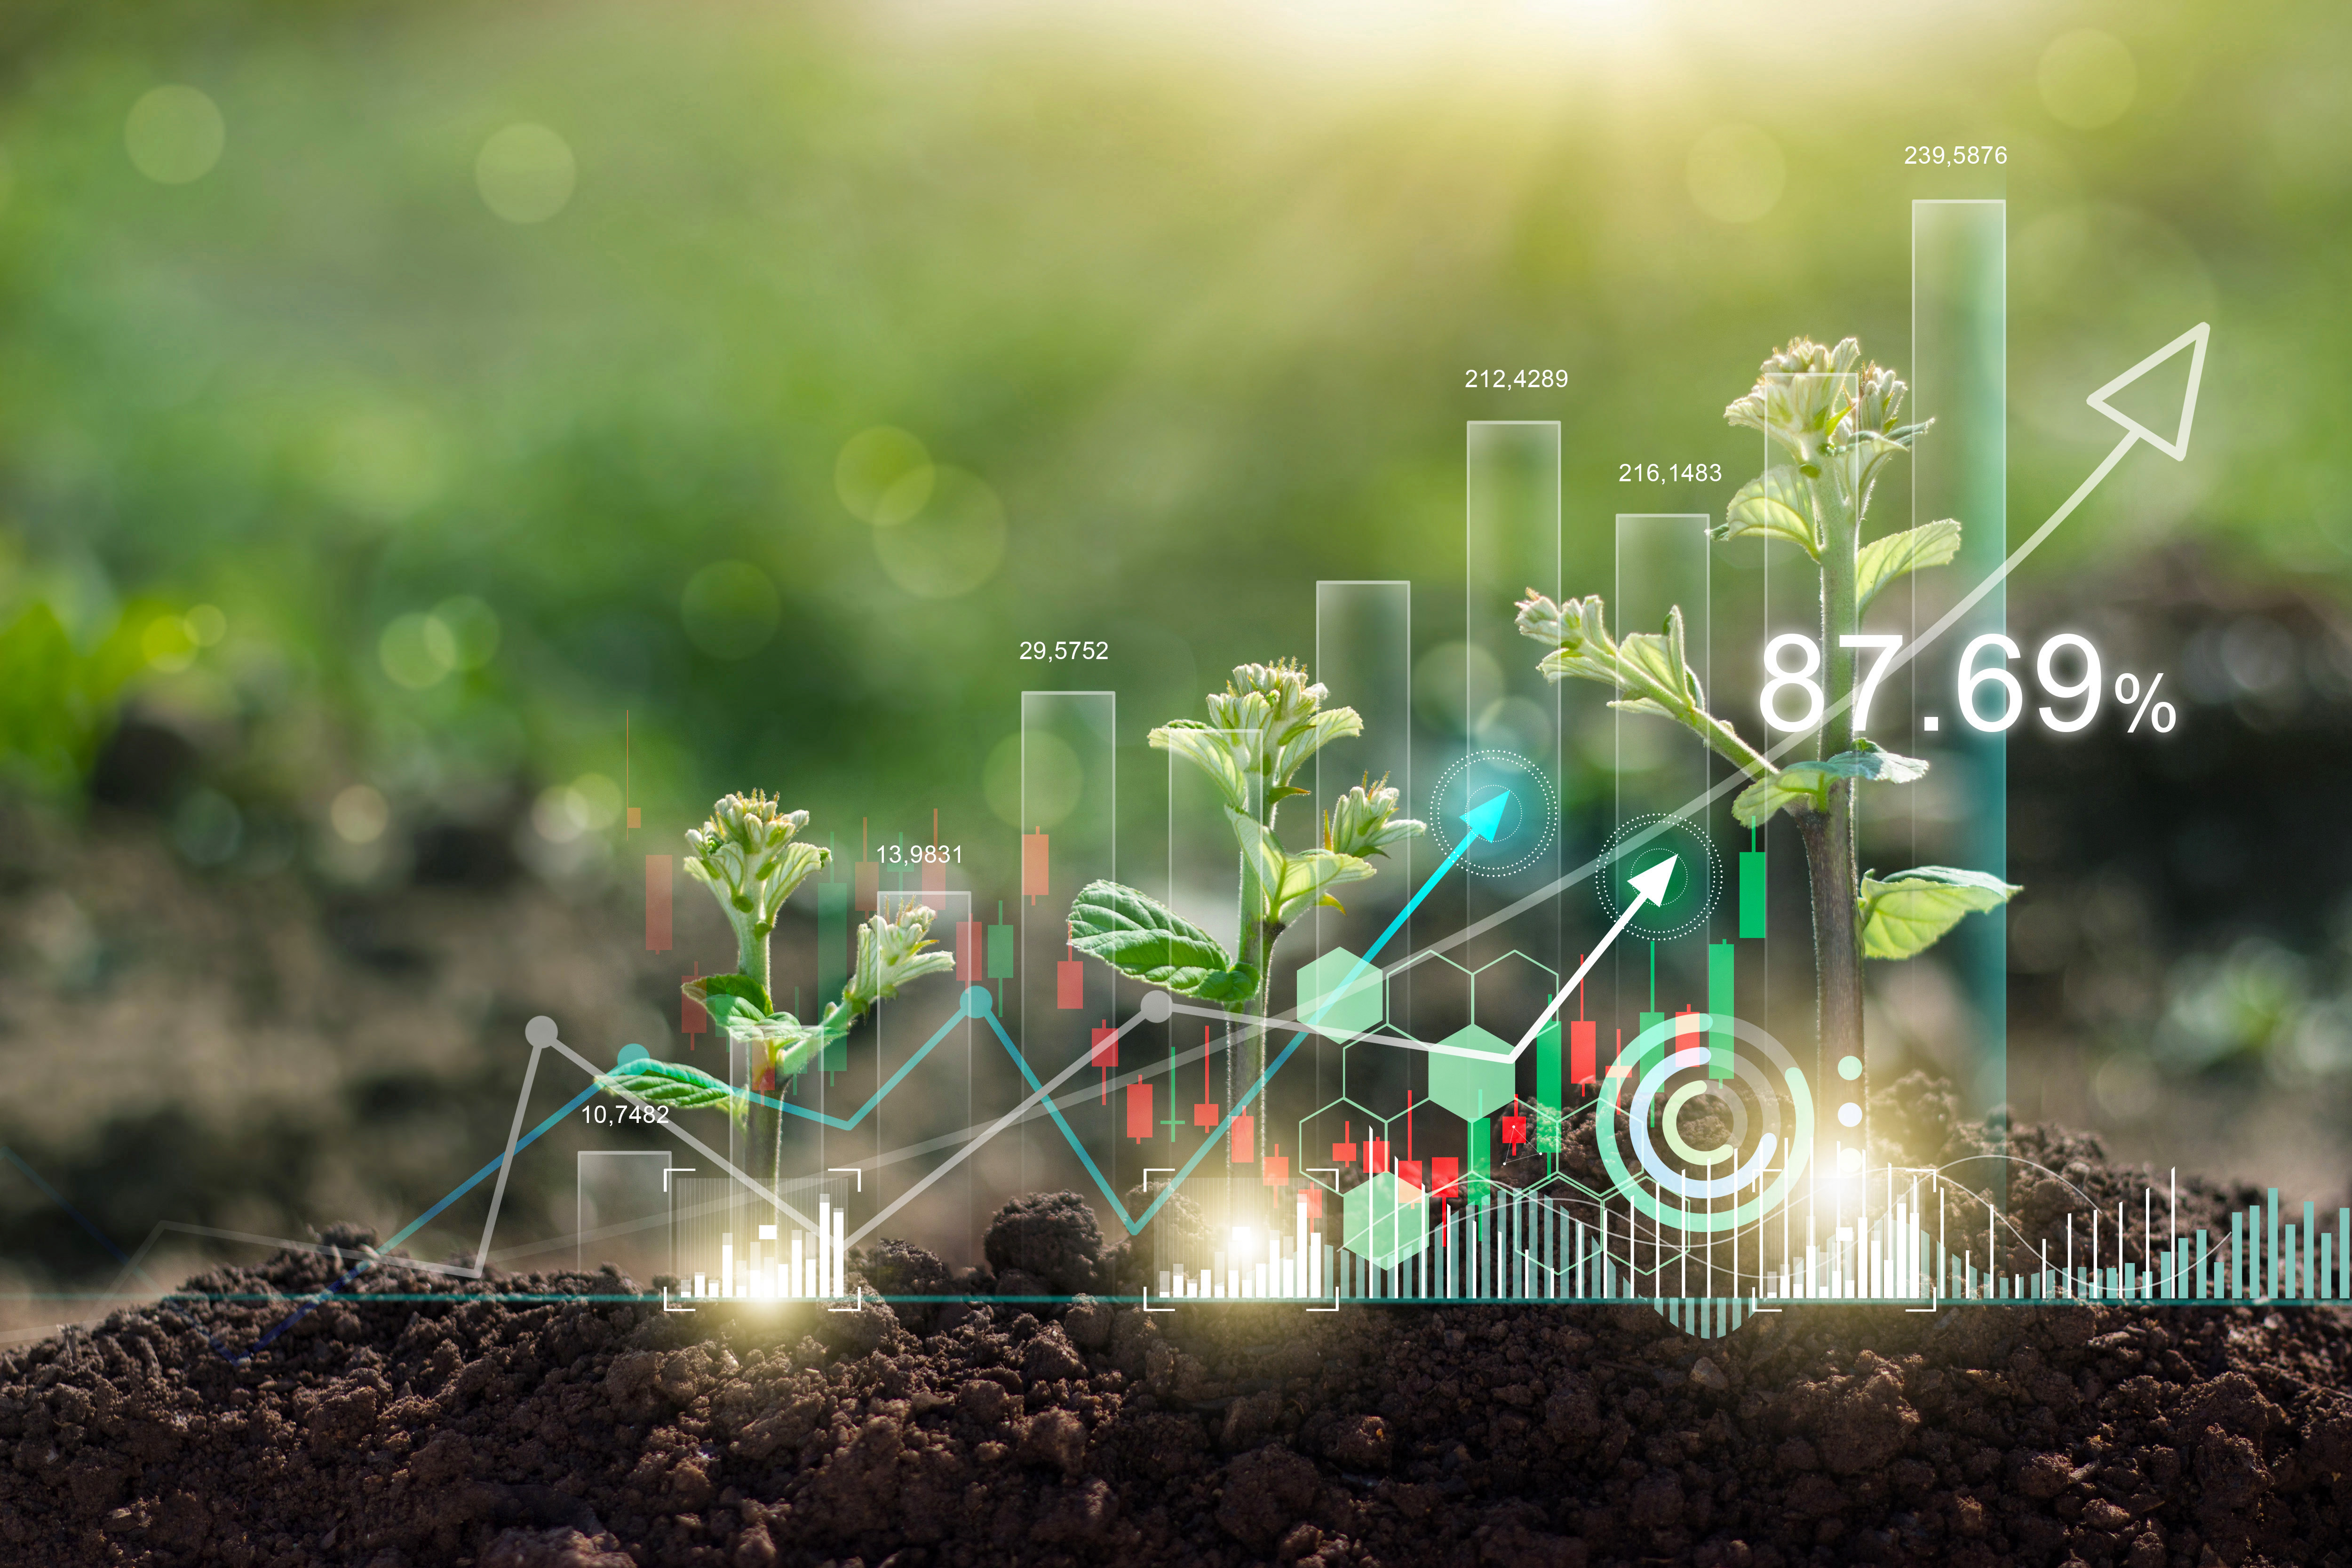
[2114,671,2176,734]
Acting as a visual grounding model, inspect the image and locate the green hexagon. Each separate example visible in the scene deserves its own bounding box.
[1470,950,1558,1046]
[1384,950,1471,1044]
[1428,1024,1515,1122]
[1298,947,1383,1038]
[1343,1170,1429,1269]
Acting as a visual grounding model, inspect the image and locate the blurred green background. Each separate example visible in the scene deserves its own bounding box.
[4,0,2351,1306]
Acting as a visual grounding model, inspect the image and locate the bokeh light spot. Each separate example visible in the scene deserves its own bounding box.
[982,730,1081,828]
[2039,30,2136,130]
[319,406,447,521]
[871,465,1007,599]
[836,427,935,525]
[142,614,198,672]
[331,784,390,844]
[533,784,591,843]
[379,612,455,689]
[425,596,501,671]
[476,123,577,223]
[125,86,225,185]
[571,772,623,831]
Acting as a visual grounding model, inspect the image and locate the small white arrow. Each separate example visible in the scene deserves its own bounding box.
[2085,322,2209,460]
[1508,854,1678,1063]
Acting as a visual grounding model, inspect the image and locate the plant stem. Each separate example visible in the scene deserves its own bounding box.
[1812,470,1864,1083]
[1235,775,1292,1117]
[1234,831,1262,1114]
[1235,916,1284,1115]
[1820,493,1859,761]
[732,911,772,1001]
[1794,798,1864,1075]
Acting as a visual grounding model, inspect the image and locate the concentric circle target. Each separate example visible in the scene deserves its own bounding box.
[1428,750,1559,878]
[1594,1013,1813,1234]
[1595,813,1720,940]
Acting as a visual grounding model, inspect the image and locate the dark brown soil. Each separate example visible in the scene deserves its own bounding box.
[6,1164,2352,1568]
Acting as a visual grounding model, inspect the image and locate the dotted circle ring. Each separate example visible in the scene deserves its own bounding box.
[1426,750,1559,879]
[1594,812,1721,941]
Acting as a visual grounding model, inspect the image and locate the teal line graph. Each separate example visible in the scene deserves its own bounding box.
[196,788,1516,1301]
[719,789,1513,1235]
[1110,789,1510,1234]
[748,1003,985,1132]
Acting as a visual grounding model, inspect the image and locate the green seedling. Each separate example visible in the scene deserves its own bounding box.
[597,792,955,1139]
[1514,337,2018,1080]
[1065,661,1424,1114]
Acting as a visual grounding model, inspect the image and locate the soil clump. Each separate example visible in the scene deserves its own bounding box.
[6,1093,2352,1566]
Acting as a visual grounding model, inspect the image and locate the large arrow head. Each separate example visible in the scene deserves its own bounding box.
[2086,322,2209,462]
[1627,854,1678,908]
[1459,791,1511,844]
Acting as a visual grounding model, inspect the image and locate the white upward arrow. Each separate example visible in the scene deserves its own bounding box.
[1875,321,2210,688]
[1508,854,1678,1062]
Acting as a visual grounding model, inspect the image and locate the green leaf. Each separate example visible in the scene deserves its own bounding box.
[684,971,772,1024]
[1855,520,1962,610]
[1858,866,2021,960]
[0,598,178,797]
[1614,632,1691,714]
[1225,804,1288,907]
[1067,880,1258,1003]
[1267,706,1364,789]
[733,1011,824,1050]
[1731,772,1810,828]
[1827,429,1915,518]
[1712,467,1819,557]
[598,1059,747,1123]
[767,1026,834,1083]
[1519,590,1778,781]
[1225,809,1376,927]
[1149,721,1251,813]
[843,906,957,1013]
[1732,744,1930,827]
[1267,846,1377,925]
[1321,780,1423,860]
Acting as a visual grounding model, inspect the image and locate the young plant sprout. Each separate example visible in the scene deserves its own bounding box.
[597,793,955,1176]
[1065,661,1424,1118]
[1514,337,2018,1085]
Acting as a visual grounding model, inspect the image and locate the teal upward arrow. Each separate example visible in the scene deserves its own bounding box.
[1459,790,1510,844]
[1125,788,1515,1231]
